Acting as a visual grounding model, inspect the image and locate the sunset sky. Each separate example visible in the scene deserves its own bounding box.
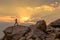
[0,0,60,24]
[0,0,60,38]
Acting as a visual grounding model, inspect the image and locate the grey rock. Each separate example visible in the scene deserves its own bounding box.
[35,20,47,32]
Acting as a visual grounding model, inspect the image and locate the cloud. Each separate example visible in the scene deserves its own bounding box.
[0,16,13,22]
[26,5,60,24]
[0,0,60,24]
[39,5,55,12]
[0,0,59,17]
[15,0,58,6]
[0,0,60,7]
[0,5,55,23]
[31,5,55,18]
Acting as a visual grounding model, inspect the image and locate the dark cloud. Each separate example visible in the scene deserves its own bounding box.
[15,0,55,6]
[0,0,60,7]
[54,0,60,2]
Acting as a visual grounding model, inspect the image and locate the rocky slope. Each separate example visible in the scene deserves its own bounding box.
[1,19,60,40]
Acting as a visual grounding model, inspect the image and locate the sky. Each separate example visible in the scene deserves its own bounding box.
[0,0,60,38]
[0,0,60,23]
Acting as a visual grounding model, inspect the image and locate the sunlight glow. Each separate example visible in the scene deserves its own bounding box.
[20,17,29,23]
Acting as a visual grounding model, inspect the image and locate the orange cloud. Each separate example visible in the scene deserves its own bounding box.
[16,5,55,17]
[0,16,30,23]
[0,5,56,23]
[0,16,13,22]
[40,5,55,12]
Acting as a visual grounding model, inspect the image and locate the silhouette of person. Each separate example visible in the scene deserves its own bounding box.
[14,18,18,26]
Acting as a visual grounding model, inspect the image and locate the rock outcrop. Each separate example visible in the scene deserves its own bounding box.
[2,20,47,40]
[1,19,60,40]
[2,25,30,40]
[35,20,47,32]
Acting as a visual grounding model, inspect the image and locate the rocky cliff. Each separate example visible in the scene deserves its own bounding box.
[1,19,60,40]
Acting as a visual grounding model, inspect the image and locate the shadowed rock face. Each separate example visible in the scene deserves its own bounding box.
[36,20,47,32]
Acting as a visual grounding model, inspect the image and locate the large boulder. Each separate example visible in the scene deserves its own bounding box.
[2,25,46,40]
[2,25,30,40]
[35,20,47,32]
